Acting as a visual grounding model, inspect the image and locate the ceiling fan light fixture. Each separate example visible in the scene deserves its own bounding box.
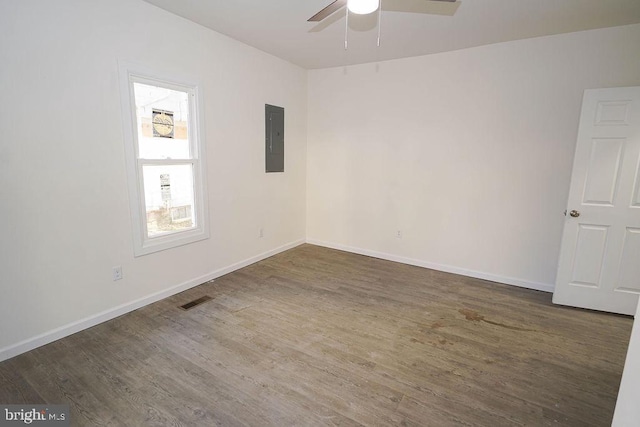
[347,0,380,15]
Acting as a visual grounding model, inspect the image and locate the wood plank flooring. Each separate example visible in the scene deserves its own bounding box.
[0,244,633,426]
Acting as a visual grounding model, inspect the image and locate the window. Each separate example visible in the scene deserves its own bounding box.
[119,63,209,256]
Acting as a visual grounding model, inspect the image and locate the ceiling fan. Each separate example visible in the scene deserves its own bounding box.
[308,0,457,22]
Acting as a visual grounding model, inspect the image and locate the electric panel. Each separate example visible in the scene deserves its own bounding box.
[265,104,284,173]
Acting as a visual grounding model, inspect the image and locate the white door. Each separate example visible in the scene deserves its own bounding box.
[553,87,640,315]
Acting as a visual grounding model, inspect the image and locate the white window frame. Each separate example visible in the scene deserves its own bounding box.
[119,61,209,256]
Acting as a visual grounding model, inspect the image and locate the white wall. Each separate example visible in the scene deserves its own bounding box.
[307,24,640,291]
[613,303,640,426]
[0,0,307,359]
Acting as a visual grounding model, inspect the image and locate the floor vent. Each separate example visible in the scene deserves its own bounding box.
[180,296,213,310]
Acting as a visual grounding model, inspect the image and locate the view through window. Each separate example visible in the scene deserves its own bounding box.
[133,82,196,237]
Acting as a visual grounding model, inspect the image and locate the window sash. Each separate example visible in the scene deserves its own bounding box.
[137,159,200,240]
[129,75,199,162]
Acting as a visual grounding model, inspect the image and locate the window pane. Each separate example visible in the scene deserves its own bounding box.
[142,164,195,237]
[133,82,190,159]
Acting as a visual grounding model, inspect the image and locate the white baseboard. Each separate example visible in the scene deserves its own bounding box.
[306,239,555,294]
[0,239,305,363]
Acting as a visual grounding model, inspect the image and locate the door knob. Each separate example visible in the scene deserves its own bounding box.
[569,210,580,218]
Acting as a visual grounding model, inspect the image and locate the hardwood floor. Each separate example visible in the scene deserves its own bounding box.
[0,244,633,426]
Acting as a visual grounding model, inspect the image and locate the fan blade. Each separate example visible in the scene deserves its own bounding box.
[308,0,347,22]
[384,0,459,16]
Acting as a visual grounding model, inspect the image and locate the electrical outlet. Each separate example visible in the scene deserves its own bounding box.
[396,230,402,239]
[112,266,123,281]
[259,228,264,238]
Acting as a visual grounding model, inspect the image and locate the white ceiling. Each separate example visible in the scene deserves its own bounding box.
[142,0,640,69]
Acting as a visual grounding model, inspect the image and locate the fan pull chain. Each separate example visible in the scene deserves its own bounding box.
[377,0,382,46]
[344,7,349,50]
